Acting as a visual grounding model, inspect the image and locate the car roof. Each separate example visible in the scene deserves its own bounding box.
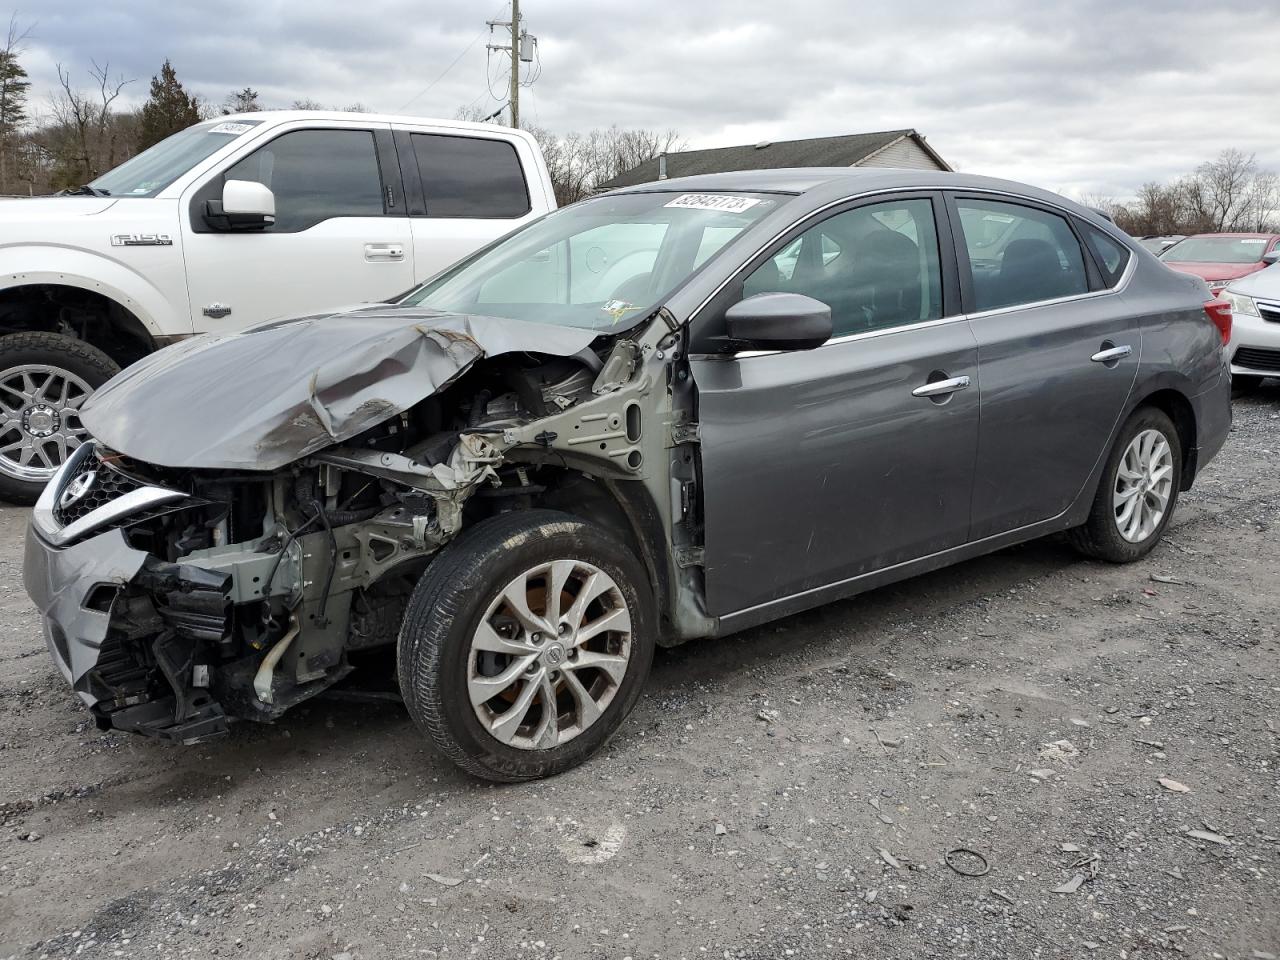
[603,167,1103,219]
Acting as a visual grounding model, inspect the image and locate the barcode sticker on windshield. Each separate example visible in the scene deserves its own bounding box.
[1241,238,1267,244]
[208,121,255,136]
[665,194,761,214]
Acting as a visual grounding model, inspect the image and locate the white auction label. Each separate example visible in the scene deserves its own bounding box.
[664,193,761,214]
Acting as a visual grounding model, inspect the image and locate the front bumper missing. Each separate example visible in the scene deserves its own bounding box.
[24,522,234,744]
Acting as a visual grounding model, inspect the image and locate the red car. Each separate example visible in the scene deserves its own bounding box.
[1159,232,1280,294]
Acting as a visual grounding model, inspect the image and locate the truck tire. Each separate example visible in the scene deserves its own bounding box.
[397,509,655,782]
[0,332,119,505]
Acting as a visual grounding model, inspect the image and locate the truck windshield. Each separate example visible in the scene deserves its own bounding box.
[89,119,264,198]
[400,191,781,330]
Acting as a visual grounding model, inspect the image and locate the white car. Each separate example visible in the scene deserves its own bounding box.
[1222,262,1280,392]
[0,111,555,502]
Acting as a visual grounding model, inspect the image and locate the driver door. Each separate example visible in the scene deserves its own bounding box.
[690,194,981,618]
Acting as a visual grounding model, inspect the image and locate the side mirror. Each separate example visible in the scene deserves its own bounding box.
[1262,248,1280,265]
[725,292,832,352]
[203,179,276,231]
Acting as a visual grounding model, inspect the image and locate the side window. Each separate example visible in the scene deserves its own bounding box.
[411,134,530,219]
[955,198,1088,311]
[1080,222,1131,287]
[741,198,943,337]
[224,129,384,233]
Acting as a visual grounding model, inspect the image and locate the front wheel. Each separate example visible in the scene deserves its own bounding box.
[0,332,119,505]
[397,510,655,782]
[1068,406,1182,563]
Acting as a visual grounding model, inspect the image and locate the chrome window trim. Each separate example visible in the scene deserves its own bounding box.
[685,184,1135,360]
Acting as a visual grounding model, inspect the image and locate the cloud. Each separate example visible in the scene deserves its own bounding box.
[14,0,1280,199]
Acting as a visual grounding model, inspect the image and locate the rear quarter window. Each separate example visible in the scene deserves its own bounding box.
[1080,222,1132,288]
[411,134,530,219]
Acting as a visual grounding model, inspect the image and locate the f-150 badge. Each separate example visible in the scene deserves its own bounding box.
[110,233,173,246]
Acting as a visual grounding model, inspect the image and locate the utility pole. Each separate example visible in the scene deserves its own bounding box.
[509,0,520,128]
[487,2,536,129]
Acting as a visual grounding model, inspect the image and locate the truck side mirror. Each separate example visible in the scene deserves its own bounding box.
[203,179,276,231]
[1262,248,1280,265]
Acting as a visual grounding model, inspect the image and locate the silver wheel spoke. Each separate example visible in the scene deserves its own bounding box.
[469,652,539,706]
[487,671,544,744]
[531,673,561,748]
[500,576,554,636]
[471,621,538,657]
[545,559,575,625]
[568,650,629,684]
[575,606,632,646]
[560,668,603,728]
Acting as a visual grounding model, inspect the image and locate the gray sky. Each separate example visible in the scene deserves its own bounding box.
[13,0,1280,200]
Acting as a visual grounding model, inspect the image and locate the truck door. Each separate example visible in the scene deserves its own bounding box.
[181,123,414,331]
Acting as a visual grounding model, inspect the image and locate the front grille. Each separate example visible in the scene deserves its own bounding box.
[54,452,143,527]
[1258,302,1280,325]
[1233,346,1280,372]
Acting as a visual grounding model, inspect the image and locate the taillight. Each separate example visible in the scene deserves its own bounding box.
[1204,298,1232,345]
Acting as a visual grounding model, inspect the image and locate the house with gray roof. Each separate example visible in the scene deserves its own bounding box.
[598,129,951,190]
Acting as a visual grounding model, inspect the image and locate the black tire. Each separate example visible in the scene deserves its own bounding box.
[1068,406,1182,563]
[1231,374,1264,397]
[0,332,119,506]
[397,509,655,782]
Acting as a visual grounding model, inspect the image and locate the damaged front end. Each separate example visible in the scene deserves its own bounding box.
[25,307,696,744]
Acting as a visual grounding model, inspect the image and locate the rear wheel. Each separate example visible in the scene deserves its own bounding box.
[397,510,655,782]
[1068,406,1182,563]
[0,333,119,505]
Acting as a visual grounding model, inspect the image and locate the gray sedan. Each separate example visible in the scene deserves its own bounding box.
[25,169,1231,781]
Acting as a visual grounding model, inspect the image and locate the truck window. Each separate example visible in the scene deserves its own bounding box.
[224,129,385,232]
[410,134,530,219]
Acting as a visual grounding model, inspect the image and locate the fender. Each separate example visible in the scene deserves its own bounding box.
[0,243,190,340]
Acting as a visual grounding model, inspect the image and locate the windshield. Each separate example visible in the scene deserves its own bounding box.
[1160,236,1272,265]
[89,119,264,198]
[401,191,782,330]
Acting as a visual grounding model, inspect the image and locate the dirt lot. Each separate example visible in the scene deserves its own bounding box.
[2,392,1278,960]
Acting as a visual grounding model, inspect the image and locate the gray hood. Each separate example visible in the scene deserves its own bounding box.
[82,306,598,471]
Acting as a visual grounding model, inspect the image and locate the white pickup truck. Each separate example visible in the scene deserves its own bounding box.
[0,111,555,502]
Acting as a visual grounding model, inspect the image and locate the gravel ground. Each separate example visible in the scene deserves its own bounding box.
[2,391,1279,960]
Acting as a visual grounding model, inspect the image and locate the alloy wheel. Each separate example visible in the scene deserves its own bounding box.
[467,559,633,751]
[0,364,93,484]
[1113,428,1174,543]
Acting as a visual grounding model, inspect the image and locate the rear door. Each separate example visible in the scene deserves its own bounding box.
[950,194,1139,540]
[182,123,414,330]
[691,193,980,617]
[396,129,545,282]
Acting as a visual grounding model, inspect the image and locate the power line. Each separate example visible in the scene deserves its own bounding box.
[396,7,506,112]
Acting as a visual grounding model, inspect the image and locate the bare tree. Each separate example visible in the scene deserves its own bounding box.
[48,61,132,185]
[1195,149,1256,232]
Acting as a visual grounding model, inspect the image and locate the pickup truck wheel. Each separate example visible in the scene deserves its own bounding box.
[1067,406,1182,564]
[0,332,119,505]
[397,509,655,782]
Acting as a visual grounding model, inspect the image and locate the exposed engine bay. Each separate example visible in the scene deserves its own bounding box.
[24,308,705,743]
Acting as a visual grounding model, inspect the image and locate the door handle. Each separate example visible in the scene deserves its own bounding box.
[1091,344,1132,363]
[364,242,405,262]
[912,375,971,398]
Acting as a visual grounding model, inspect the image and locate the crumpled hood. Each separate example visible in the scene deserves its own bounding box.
[0,196,118,220]
[82,306,598,471]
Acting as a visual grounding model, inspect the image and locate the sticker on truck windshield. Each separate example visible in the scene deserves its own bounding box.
[208,121,256,136]
[665,194,761,214]
[1240,238,1267,244]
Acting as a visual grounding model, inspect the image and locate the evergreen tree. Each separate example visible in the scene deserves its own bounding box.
[137,60,200,151]
[223,87,262,114]
[0,18,31,192]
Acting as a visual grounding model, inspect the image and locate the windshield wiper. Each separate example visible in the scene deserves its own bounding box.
[60,184,110,197]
